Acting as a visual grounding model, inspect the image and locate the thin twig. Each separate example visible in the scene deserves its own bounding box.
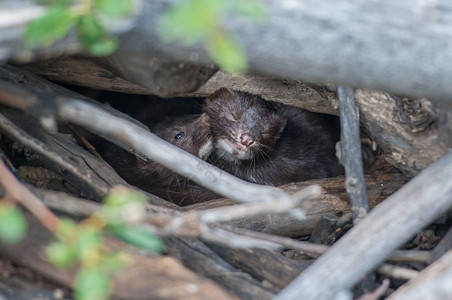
[0,159,59,231]
[356,279,390,300]
[198,185,320,223]
[337,86,369,222]
[377,264,419,281]
[215,225,328,257]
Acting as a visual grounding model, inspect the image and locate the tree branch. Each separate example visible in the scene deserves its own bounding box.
[0,159,59,231]
[338,85,369,222]
[275,151,452,300]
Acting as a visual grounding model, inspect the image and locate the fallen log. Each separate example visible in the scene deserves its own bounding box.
[5,0,452,103]
[206,243,310,290]
[163,237,275,299]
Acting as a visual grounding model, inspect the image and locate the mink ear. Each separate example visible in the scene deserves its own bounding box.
[199,113,210,125]
[209,88,235,100]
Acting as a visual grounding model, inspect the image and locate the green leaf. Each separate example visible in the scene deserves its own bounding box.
[76,225,102,262]
[110,225,164,253]
[104,186,147,208]
[160,0,221,43]
[0,204,27,243]
[74,269,111,300]
[101,187,147,225]
[24,5,76,48]
[227,0,266,19]
[35,0,76,4]
[99,252,128,273]
[55,218,77,240]
[46,241,77,268]
[94,0,133,18]
[86,36,119,56]
[77,15,118,56]
[207,33,247,74]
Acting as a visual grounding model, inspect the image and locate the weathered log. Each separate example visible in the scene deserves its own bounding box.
[19,55,218,97]
[355,90,452,177]
[0,212,234,300]
[386,250,452,300]
[19,57,154,94]
[6,0,452,103]
[21,57,340,115]
[163,237,275,300]
[206,243,310,290]
[275,151,452,300]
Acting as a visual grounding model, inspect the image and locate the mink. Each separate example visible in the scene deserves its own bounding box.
[203,88,343,186]
[93,113,219,205]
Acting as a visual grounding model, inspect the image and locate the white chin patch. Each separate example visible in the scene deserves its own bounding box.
[216,139,252,161]
[198,139,213,160]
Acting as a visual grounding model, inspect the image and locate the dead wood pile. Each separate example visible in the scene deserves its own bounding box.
[2,1,452,299]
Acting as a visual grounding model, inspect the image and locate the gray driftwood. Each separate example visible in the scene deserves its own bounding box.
[275,151,452,300]
[337,86,368,222]
[6,0,452,103]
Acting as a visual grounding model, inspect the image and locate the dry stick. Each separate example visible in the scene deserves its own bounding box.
[377,264,419,281]
[356,279,390,300]
[56,97,296,204]
[337,86,369,222]
[275,151,452,300]
[197,185,320,223]
[32,186,433,264]
[0,160,59,231]
[386,250,452,300]
[216,225,328,257]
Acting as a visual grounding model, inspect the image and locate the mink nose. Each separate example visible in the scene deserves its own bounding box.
[240,133,254,146]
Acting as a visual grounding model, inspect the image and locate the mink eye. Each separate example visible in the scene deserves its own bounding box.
[174,132,184,140]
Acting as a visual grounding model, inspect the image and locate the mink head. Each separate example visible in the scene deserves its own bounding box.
[150,113,213,160]
[204,88,287,162]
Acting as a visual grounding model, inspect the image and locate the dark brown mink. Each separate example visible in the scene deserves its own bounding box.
[203,88,343,186]
[93,113,219,205]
